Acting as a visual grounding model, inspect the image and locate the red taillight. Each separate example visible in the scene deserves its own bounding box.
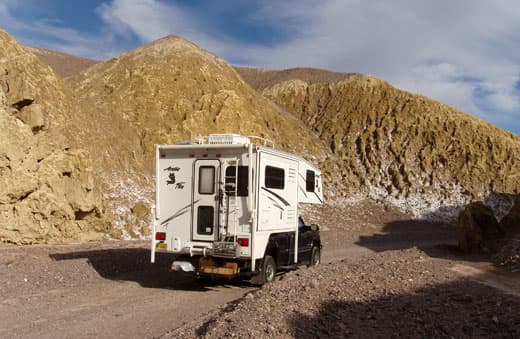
[237,238,249,247]
[155,232,166,241]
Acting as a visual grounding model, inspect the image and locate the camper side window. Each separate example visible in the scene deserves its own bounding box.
[199,166,215,194]
[225,166,248,196]
[265,166,285,189]
[306,170,315,192]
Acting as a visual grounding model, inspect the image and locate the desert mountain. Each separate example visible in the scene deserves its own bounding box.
[24,46,98,78]
[0,30,105,244]
[64,35,329,238]
[4,28,520,244]
[261,75,520,217]
[235,67,355,91]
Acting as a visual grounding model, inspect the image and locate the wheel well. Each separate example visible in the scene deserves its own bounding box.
[264,245,278,264]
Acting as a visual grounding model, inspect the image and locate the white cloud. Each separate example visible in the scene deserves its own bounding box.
[96,0,235,58]
[230,0,520,132]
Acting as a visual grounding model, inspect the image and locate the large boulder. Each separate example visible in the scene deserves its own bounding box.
[493,198,520,269]
[499,197,520,237]
[458,202,505,253]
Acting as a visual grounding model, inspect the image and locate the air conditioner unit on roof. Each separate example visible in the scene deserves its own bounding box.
[208,134,250,145]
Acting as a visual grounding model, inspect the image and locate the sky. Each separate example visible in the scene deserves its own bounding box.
[1,0,520,135]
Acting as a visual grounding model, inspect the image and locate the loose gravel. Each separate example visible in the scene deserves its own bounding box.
[168,247,520,338]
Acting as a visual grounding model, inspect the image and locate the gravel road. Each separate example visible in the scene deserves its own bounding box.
[1,202,519,338]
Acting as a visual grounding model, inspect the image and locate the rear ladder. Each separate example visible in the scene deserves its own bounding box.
[214,158,239,257]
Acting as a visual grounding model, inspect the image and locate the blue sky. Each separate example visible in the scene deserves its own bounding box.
[1,0,520,135]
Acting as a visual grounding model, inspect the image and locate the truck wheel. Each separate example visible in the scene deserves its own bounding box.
[263,256,276,283]
[309,247,321,267]
[251,255,276,285]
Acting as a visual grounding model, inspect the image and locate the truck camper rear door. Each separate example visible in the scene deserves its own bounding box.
[192,159,220,241]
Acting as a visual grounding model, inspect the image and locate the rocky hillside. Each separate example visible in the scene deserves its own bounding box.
[0,30,105,244]
[4,27,520,244]
[64,36,329,238]
[261,75,520,218]
[235,66,355,91]
[24,46,98,78]
[29,39,520,220]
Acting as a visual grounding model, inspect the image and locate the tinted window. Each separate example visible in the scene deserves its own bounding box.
[197,206,214,235]
[199,166,215,194]
[306,170,315,192]
[265,166,284,189]
[225,166,248,196]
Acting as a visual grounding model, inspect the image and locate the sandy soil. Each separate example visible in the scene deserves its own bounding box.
[1,202,519,338]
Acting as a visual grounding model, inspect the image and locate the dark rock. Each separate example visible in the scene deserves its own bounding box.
[499,197,520,237]
[458,202,504,253]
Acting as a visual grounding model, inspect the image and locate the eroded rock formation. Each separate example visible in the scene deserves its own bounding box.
[0,30,105,244]
[262,76,520,217]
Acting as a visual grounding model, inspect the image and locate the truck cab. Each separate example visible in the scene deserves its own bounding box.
[248,216,321,284]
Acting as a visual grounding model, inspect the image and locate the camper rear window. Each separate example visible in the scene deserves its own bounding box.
[225,166,249,196]
[306,170,315,192]
[199,166,215,194]
[265,166,285,189]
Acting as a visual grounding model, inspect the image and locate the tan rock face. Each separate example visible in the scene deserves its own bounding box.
[263,76,520,216]
[0,30,105,244]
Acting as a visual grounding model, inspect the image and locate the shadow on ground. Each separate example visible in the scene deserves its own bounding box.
[49,248,251,291]
[354,218,468,258]
[289,279,520,338]
[354,211,493,264]
[354,192,517,261]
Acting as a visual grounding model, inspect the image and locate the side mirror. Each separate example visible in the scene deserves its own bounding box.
[310,224,319,231]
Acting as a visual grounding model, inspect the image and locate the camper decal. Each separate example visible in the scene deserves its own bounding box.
[167,172,176,185]
[163,166,185,188]
[164,166,180,172]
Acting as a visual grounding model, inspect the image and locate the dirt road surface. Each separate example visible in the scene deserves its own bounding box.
[1,203,519,338]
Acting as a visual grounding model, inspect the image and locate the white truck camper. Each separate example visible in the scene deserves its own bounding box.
[151,134,323,284]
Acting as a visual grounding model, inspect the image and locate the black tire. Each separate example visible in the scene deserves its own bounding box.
[251,255,276,285]
[309,246,321,267]
[263,256,276,283]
